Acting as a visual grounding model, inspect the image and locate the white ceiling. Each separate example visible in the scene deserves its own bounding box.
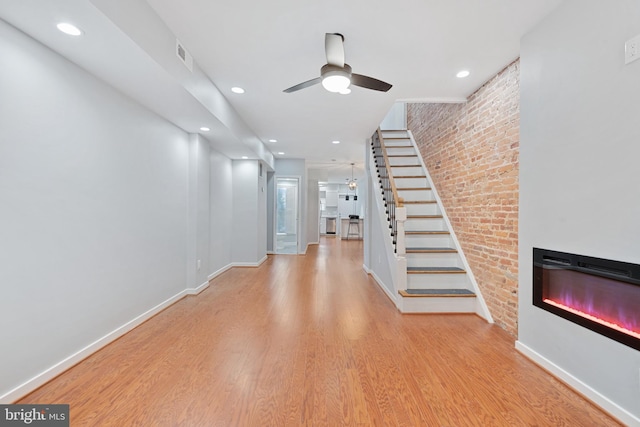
[0,0,562,183]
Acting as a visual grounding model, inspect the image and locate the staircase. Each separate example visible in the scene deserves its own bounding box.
[371,129,488,315]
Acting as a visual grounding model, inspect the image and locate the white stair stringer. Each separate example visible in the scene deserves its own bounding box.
[378,129,493,321]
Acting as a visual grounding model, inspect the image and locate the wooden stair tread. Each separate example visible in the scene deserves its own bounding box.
[389,215,442,220]
[394,175,427,179]
[384,145,414,149]
[406,247,457,253]
[405,230,450,235]
[387,154,418,157]
[387,200,437,205]
[399,289,475,298]
[402,200,437,204]
[407,266,465,274]
[384,187,431,191]
[391,164,421,167]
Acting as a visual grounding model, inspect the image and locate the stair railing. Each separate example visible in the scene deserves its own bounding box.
[371,129,406,256]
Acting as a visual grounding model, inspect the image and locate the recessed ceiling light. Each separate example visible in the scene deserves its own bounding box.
[231,87,245,94]
[338,88,351,95]
[57,22,82,36]
[200,127,210,132]
[332,140,340,144]
[241,156,248,159]
[277,152,285,155]
[268,139,277,143]
[456,70,470,78]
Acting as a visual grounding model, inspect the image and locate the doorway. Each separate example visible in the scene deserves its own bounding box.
[276,177,299,254]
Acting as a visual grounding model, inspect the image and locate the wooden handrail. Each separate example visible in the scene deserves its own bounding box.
[377,128,404,208]
[371,128,408,254]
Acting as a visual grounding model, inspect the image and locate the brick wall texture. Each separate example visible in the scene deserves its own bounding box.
[407,59,520,336]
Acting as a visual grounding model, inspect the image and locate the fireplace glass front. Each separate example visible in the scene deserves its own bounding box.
[533,248,640,351]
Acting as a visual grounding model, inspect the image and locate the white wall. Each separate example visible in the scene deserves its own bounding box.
[0,19,190,400]
[306,179,320,246]
[231,160,266,264]
[187,134,211,289]
[257,162,267,258]
[380,102,407,130]
[266,171,275,253]
[363,143,395,299]
[518,1,640,423]
[209,150,233,274]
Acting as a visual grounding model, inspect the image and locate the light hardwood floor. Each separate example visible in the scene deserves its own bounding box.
[19,237,620,426]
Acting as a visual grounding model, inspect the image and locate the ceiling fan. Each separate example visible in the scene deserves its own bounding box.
[283,33,392,94]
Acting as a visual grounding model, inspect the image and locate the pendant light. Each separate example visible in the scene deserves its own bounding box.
[348,163,357,190]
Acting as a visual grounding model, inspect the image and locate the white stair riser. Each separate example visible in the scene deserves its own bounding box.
[405,218,446,231]
[381,131,410,138]
[398,190,434,202]
[407,273,470,289]
[395,177,429,188]
[383,142,412,149]
[404,234,452,247]
[390,166,423,176]
[385,147,416,156]
[398,296,477,314]
[388,157,421,166]
[406,252,463,268]
[405,204,441,216]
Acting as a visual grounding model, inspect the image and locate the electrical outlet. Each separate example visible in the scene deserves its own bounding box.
[197,259,201,271]
[625,34,640,65]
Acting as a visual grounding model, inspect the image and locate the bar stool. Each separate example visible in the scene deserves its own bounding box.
[346,215,360,240]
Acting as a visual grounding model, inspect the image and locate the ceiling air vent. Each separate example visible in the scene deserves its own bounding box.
[176,39,193,72]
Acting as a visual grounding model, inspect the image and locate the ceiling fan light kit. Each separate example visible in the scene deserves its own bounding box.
[284,33,392,94]
[321,64,352,93]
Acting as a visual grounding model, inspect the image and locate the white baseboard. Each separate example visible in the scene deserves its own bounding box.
[363,264,397,306]
[515,341,639,426]
[208,264,233,281]
[229,255,268,267]
[186,280,209,295]
[232,255,267,268]
[0,289,188,404]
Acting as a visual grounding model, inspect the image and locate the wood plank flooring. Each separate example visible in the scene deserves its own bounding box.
[19,237,620,426]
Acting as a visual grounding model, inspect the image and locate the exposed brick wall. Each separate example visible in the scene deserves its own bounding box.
[407,60,520,336]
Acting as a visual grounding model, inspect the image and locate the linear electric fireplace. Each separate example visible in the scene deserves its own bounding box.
[533,248,640,351]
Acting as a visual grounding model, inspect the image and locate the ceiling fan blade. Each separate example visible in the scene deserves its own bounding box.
[283,77,322,93]
[325,33,345,67]
[351,73,393,92]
